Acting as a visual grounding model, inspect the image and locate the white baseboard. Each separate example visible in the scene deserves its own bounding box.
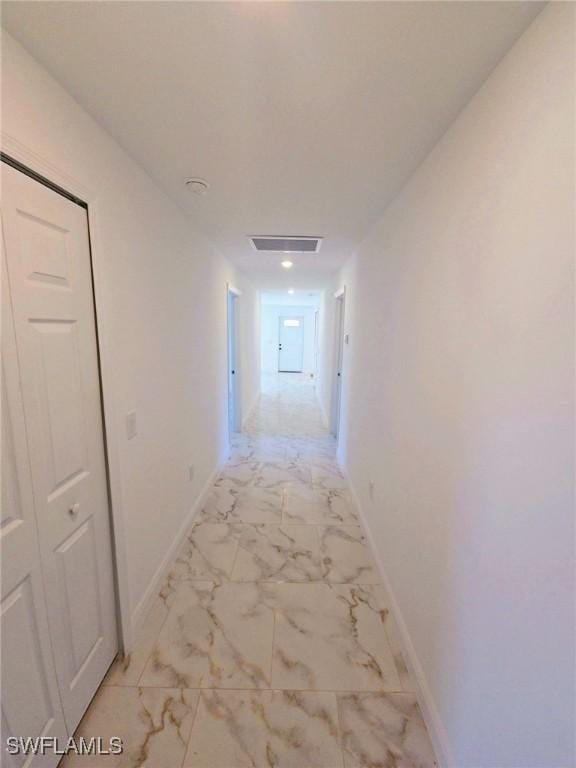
[315,389,330,429]
[241,392,260,429]
[130,463,222,639]
[339,463,454,768]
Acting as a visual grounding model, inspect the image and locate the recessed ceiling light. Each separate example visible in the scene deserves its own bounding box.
[281,260,293,269]
[185,177,209,195]
[288,289,295,294]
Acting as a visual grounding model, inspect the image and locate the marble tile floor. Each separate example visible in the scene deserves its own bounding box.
[64,374,436,768]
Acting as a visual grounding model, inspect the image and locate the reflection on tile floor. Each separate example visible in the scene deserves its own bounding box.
[65,374,436,767]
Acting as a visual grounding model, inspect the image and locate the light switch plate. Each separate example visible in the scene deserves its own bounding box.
[126,410,137,440]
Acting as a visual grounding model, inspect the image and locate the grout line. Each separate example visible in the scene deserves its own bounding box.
[100,683,414,694]
[194,521,364,529]
[154,577,383,586]
[226,536,242,581]
[269,598,277,688]
[334,690,347,768]
[180,685,203,768]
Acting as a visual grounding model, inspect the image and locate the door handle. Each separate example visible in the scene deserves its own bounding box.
[68,502,80,518]
[279,344,282,350]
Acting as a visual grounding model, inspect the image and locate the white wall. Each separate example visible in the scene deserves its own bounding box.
[337,6,574,767]
[1,32,259,638]
[261,304,318,376]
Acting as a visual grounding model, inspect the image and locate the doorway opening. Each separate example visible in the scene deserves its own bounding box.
[227,286,241,437]
[331,289,346,439]
[260,290,321,386]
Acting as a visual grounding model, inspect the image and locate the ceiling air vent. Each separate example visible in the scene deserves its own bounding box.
[249,236,322,253]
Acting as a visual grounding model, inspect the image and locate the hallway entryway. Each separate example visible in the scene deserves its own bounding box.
[2,4,573,764]
[63,374,436,767]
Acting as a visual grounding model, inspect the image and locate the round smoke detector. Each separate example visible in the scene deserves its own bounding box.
[185,177,209,195]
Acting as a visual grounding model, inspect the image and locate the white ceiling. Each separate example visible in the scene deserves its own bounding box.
[261,290,321,307]
[3,1,543,289]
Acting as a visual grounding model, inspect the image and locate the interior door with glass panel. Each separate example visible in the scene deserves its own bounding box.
[278,316,304,372]
[1,162,117,734]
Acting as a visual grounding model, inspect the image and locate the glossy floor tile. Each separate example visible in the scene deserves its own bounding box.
[72,374,435,768]
[170,523,241,582]
[272,583,401,691]
[283,485,359,525]
[230,524,323,582]
[184,689,342,768]
[140,581,275,689]
[61,687,199,767]
[338,692,436,768]
[317,525,380,583]
[198,485,283,524]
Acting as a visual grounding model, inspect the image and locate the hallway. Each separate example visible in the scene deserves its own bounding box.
[2,5,573,766]
[64,374,436,767]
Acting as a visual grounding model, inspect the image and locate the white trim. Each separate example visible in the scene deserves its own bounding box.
[226,284,241,438]
[331,287,346,438]
[1,132,133,652]
[130,462,222,635]
[315,389,330,428]
[228,284,242,297]
[339,460,453,768]
[241,392,260,429]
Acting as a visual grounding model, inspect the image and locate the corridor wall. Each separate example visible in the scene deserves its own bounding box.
[337,6,575,766]
[1,31,260,640]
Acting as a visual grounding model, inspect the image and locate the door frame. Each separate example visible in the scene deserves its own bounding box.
[313,309,320,381]
[331,287,346,439]
[1,137,132,652]
[227,283,241,441]
[278,315,305,372]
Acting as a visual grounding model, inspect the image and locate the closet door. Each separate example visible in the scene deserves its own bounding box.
[1,163,117,734]
[1,244,69,767]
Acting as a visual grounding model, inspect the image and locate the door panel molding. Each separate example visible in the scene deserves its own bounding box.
[1,136,132,652]
[1,243,69,767]
[2,162,118,733]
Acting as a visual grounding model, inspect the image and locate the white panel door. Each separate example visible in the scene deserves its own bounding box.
[331,295,345,438]
[1,245,69,767]
[1,164,117,734]
[278,316,304,372]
